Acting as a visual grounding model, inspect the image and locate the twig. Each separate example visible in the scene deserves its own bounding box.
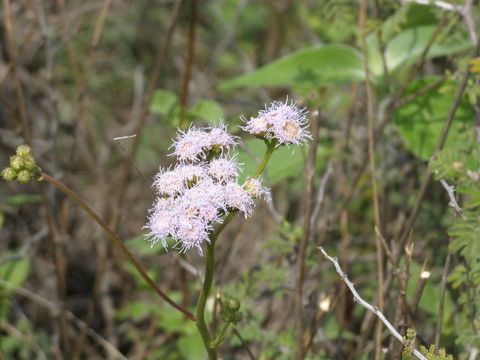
[232,328,256,360]
[309,159,333,232]
[294,109,320,360]
[179,0,198,129]
[112,0,183,228]
[401,0,463,12]
[440,179,467,220]
[318,247,428,360]
[359,1,384,358]
[434,251,451,350]
[39,172,195,321]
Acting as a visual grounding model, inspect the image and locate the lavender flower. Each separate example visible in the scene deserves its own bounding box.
[206,123,237,154]
[242,99,311,146]
[208,156,241,183]
[170,127,210,162]
[146,100,311,253]
[243,177,270,201]
[223,182,254,217]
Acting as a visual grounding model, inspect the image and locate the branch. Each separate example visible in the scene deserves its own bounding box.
[439,179,467,220]
[401,0,463,12]
[318,247,428,360]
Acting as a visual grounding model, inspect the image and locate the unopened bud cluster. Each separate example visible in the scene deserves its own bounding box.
[221,296,242,324]
[1,145,41,183]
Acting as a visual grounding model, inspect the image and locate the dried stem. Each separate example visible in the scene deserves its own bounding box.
[294,110,320,360]
[39,172,195,321]
[319,247,428,360]
[179,0,198,129]
[359,1,384,358]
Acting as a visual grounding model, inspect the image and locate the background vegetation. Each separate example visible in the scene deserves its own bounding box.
[1,0,479,359]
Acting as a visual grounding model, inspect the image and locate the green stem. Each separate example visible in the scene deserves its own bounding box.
[195,140,277,358]
[210,322,231,348]
[40,172,195,321]
[254,140,276,178]
[196,237,218,360]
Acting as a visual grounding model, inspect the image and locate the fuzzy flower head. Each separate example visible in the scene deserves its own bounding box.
[243,177,270,201]
[242,99,311,146]
[170,127,210,162]
[208,156,241,183]
[207,123,237,155]
[223,182,254,217]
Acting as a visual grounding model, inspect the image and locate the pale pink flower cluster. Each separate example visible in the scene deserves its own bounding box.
[170,124,237,162]
[242,99,311,146]
[145,124,269,254]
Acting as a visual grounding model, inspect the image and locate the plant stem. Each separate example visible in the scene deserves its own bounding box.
[196,237,217,360]
[195,140,277,358]
[254,140,276,178]
[210,322,231,348]
[39,172,195,321]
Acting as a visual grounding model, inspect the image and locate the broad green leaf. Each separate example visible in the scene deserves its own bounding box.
[0,256,30,291]
[394,76,473,160]
[5,195,42,207]
[188,100,225,122]
[219,44,365,90]
[149,89,179,116]
[384,25,471,74]
[368,25,471,76]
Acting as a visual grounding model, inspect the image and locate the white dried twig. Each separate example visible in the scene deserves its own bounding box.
[318,247,428,360]
[440,179,467,220]
[401,0,463,12]
[310,159,333,230]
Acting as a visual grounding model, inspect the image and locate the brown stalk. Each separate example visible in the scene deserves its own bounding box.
[294,110,320,360]
[2,1,70,353]
[40,172,195,321]
[359,1,384,358]
[112,0,183,227]
[179,0,198,129]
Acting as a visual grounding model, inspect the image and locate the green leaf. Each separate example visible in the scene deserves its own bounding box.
[0,256,30,291]
[188,100,225,122]
[149,89,179,116]
[370,25,472,76]
[394,76,474,160]
[219,44,365,90]
[5,194,42,207]
[116,301,152,321]
[177,332,206,359]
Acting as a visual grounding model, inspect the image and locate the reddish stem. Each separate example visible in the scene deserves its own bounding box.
[40,172,195,321]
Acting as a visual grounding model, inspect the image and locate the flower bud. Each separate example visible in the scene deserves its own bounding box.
[1,167,17,181]
[16,144,31,157]
[17,170,32,183]
[224,297,241,312]
[10,155,24,170]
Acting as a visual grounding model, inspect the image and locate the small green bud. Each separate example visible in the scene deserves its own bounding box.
[17,170,31,183]
[10,155,24,170]
[16,144,31,157]
[224,297,241,313]
[1,167,17,181]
